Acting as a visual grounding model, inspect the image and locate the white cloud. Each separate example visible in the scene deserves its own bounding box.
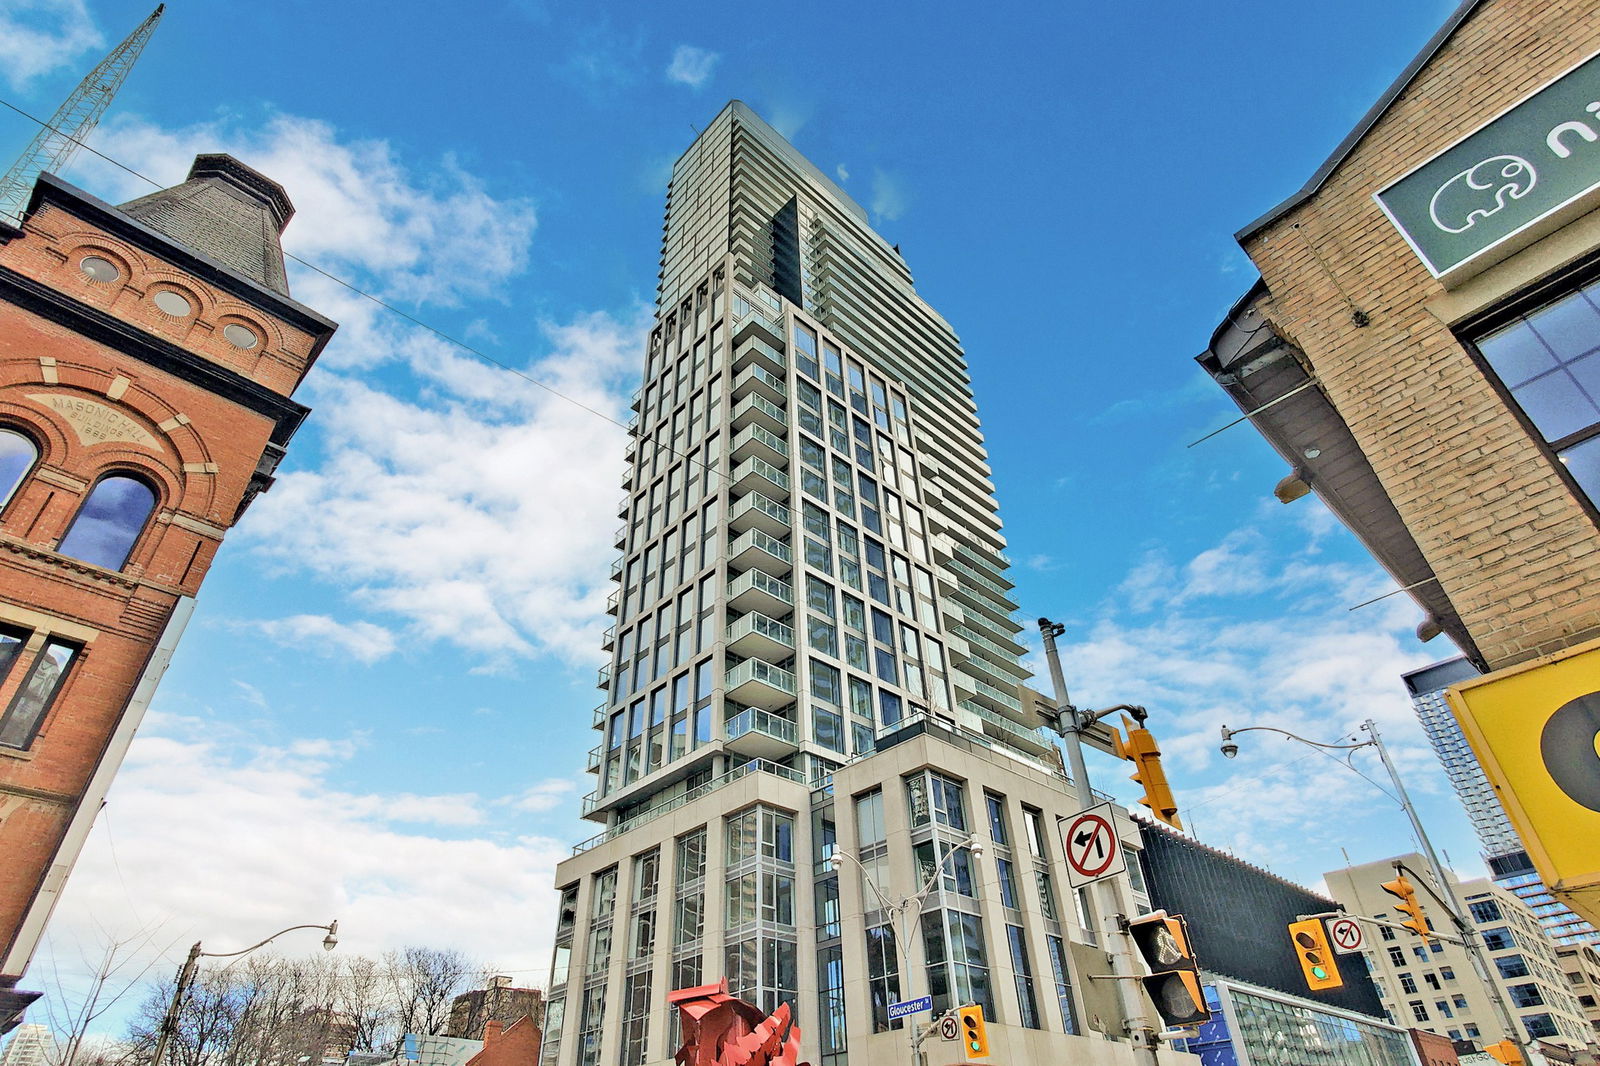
[247,614,399,664]
[70,113,537,309]
[38,716,568,995]
[505,778,579,813]
[869,167,909,222]
[240,307,645,669]
[835,164,850,182]
[0,0,102,92]
[666,45,720,89]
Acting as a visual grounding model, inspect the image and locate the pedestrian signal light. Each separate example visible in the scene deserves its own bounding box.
[1380,874,1433,941]
[1114,717,1184,830]
[1287,918,1344,991]
[1127,911,1211,1027]
[1485,1040,1524,1066]
[956,1004,989,1058]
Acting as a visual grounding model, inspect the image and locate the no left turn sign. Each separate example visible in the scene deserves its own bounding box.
[1063,802,1127,888]
[1327,916,1364,954]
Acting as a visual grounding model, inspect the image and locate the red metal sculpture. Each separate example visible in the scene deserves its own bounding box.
[670,980,810,1066]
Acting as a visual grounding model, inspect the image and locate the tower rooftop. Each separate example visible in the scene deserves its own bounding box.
[119,153,294,296]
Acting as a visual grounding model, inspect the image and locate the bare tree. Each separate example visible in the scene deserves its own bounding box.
[36,922,174,1066]
[337,956,389,1054]
[382,948,474,1050]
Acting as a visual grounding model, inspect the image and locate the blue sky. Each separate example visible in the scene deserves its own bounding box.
[1,0,1490,1031]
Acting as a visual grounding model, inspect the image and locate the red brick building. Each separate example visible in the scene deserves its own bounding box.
[463,1019,542,1066]
[0,155,336,1031]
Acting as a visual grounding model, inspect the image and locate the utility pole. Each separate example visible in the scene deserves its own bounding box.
[1038,618,1164,1066]
[0,5,164,224]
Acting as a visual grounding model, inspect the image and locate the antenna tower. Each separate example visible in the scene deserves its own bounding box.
[0,4,165,224]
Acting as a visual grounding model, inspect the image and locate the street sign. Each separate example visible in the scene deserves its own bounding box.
[1063,802,1126,888]
[887,995,932,1020]
[1327,916,1364,954]
[939,1016,959,1041]
[1447,636,1600,928]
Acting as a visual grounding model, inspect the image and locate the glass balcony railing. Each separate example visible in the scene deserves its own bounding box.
[729,527,792,567]
[730,491,791,529]
[725,707,798,746]
[732,392,787,429]
[732,423,789,461]
[725,657,797,697]
[728,568,794,608]
[732,456,789,494]
[727,611,795,650]
[572,758,808,855]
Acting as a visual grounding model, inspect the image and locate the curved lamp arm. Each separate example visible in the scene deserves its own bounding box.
[201,920,339,959]
[1219,723,1368,758]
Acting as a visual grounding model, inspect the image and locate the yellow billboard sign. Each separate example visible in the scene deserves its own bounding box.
[1447,638,1600,921]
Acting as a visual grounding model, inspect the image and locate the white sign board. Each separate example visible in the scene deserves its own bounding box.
[1062,802,1127,889]
[1327,916,1365,954]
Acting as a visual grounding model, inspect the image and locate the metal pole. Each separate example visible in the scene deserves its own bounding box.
[1039,620,1162,1066]
[1364,720,1531,1063]
[150,941,201,1066]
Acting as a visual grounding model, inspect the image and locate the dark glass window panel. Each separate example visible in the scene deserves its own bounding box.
[1561,434,1600,502]
[1569,350,1600,401]
[58,475,156,570]
[1526,290,1600,363]
[1511,370,1599,441]
[1,638,79,749]
[1479,327,1557,388]
[0,626,25,682]
[1,429,38,509]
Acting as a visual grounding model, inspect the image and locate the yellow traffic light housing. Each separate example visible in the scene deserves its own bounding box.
[1287,918,1345,991]
[1380,874,1433,941]
[1485,1040,1525,1066]
[1126,911,1212,1027]
[1115,717,1184,830]
[956,1004,989,1058]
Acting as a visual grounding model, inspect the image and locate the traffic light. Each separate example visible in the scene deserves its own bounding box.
[1126,911,1211,1027]
[1287,918,1344,991]
[956,1004,989,1058]
[1114,717,1184,830]
[1485,1040,1524,1066]
[1380,873,1433,941]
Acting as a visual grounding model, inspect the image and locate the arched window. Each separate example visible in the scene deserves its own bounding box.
[0,428,38,510]
[58,474,157,571]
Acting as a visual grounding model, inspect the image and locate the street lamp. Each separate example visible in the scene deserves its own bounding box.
[1219,718,1531,1062]
[829,837,981,1066]
[150,920,339,1066]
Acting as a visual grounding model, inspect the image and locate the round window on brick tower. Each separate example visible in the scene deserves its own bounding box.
[222,323,259,349]
[79,255,119,283]
[152,290,192,317]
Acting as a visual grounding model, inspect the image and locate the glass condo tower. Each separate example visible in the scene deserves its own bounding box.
[540,102,1127,1066]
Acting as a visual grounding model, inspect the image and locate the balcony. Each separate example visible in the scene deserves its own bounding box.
[616,494,629,518]
[728,569,794,615]
[596,664,612,692]
[729,491,791,538]
[586,744,602,772]
[728,528,792,576]
[733,311,785,353]
[733,335,785,377]
[571,758,808,856]
[731,393,787,436]
[606,589,620,615]
[961,700,1058,759]
[732,364,786,406]
[725,658,797,711]
[609,558,623,582]
[725,708,799,760]
[727,611,794,659]
[731,455,789,497]
[953,671,1024,715]
[592,703,606,728]
[731,423,789,467]
[613,524,627,550]
[601,625,616,651]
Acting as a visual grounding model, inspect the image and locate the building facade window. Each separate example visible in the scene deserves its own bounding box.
[1045,934,1079,1034]
[724,805,797,1016]
[0,636,80,750]
[0,428,38,510]
[57,473,157,570]
[1470,276,1600,508]
[1007,924,1041,1029]
[1469,898,1504,924]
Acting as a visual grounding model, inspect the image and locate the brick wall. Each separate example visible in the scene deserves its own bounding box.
[1242,0,1600,668]
[0,192,329,974]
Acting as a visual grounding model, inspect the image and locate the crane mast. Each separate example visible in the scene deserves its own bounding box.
[0,5,164,224]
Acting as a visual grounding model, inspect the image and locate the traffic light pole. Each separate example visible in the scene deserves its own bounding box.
[1221,719,1530,1064]
[1039,619,1165,1066]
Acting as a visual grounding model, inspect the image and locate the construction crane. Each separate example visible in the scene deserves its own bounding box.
[0,5,164,225]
